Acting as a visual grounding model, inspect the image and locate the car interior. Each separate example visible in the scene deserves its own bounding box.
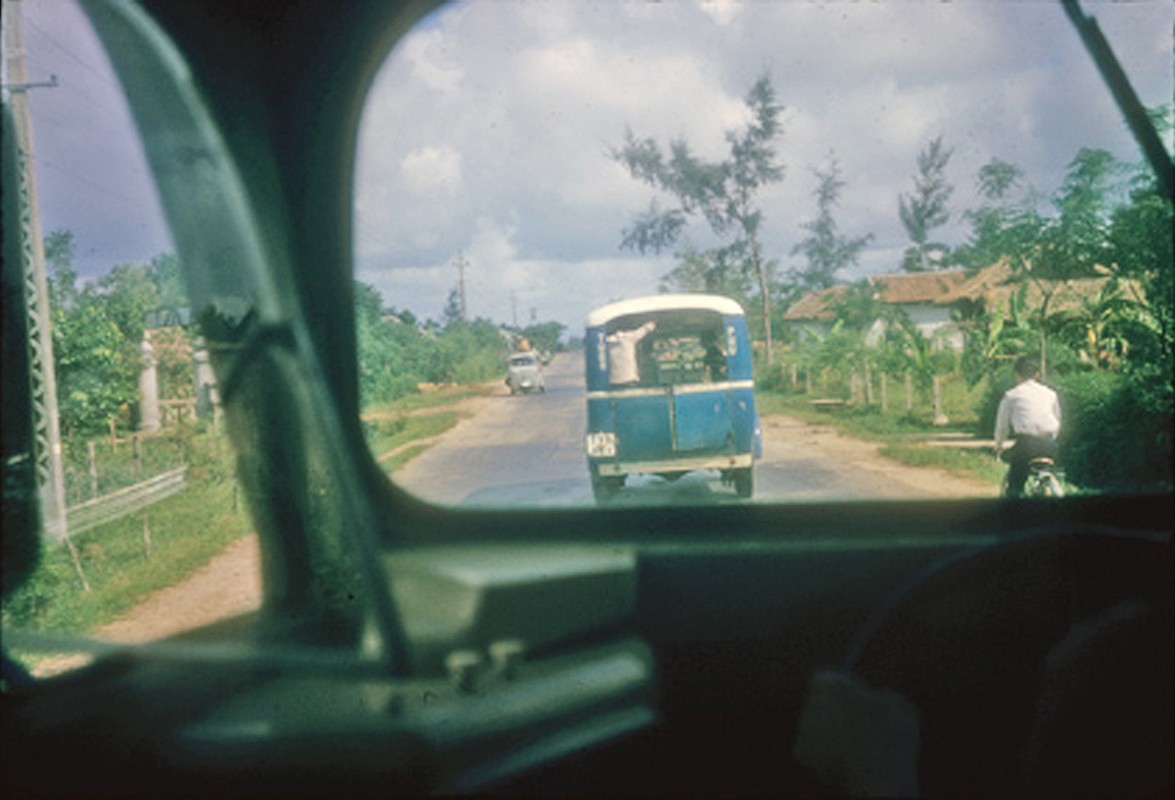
[2,1,1171,797]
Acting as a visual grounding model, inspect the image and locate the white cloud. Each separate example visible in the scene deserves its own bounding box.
[349,0,1174,326]
[28,0,1171,335]
[697,0,741,27]
[397,27,465,95]
[400,145,463,196]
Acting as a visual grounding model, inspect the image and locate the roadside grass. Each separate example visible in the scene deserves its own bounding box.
[3,478,251,637]
[363,383,488,417]
[878,442,1006,486]
[384,443,433,473]
[3,384,480,675]
[366,410,460,462]
[758,390,1003,487]
[5,394,472,644]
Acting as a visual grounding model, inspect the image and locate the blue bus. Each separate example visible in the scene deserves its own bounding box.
[584,294,761,500]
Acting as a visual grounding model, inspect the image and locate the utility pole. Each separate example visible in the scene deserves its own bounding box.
[454,252,468,323]
[510,291,518,328]
[4,0,69,544]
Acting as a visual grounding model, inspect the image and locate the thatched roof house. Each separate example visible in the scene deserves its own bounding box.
[933,259,1142,316]
[783,271,967,347]
[782,262,1143,351]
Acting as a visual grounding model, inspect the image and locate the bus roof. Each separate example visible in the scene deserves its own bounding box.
[585,294,745,328]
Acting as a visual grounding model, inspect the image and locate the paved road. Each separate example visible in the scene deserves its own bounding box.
[394,354,982,507]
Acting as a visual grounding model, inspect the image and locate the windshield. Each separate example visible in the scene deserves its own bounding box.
[1,0,1171,682]
[2,0,260,676]
[354,0,1173,508]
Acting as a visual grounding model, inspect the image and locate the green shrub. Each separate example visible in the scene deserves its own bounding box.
[1054,371,1171,492]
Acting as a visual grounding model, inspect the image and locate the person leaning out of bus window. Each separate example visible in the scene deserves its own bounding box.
[606,321,656,385]
[701,329,727,382]
[994,355,1061,497]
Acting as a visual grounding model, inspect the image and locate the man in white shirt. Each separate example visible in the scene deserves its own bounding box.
[606,320,656,385]
[994,355,1062,497]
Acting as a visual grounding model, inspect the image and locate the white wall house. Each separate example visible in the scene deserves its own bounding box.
[783,271,967,351]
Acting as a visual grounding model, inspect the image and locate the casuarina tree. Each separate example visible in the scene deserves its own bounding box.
[612,74,785,362]
[899,135,955,272]
[791,153,873,292]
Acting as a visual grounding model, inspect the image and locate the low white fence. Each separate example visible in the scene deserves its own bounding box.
[67,466,188,536]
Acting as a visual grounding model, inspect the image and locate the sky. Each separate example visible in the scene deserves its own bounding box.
[8,0,1173,332]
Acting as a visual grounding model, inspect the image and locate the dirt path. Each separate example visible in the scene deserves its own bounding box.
[763,414,997,499]
[95,534,263,644]
[57,411,993,658]
[32,535,263,677]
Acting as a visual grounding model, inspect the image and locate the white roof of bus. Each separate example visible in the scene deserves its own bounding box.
[585,294,745,327]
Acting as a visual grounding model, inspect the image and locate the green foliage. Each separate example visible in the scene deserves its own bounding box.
[97,262,161,346]
[1028,148,1124,282]
[826,280,882,335]
[899,136,955,272]
[1054,371,1171,492]
[792,154,873,291]
[149,326,196,401]
[355,284,423,405]
[957,285,1039,386]
[612,74,785,353]
[659,245,753,302]
[517,321,566,355]
[60,430,188,506]
[956,158,1027,271]
[1050,278,1158,370]
[148,252,188,315]
[46,232,191,437]
[44,229,79,309]
[427,318,507,384]
[880,314,956,388]
[355,281,507,408]
[3,431,246,634]
[53,299,135,437]
[1108,175,1173,378]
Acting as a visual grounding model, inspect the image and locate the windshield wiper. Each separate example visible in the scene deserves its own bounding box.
[1061,0,1174,199]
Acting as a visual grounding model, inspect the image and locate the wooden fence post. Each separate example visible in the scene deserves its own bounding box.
[132,433,142,479]
[932,375,950,426]
[142,512,153,559]
[864,366,874,406]
[64,538,91,593]
[904,371,914,413]
[790,363,798,389]
[87,440,98,496]
[880,373,888,414]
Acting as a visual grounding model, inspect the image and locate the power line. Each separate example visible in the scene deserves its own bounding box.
[33,152,159,210]
[353,217,400,253]
[24,14,120,93]
[20,16,155,176]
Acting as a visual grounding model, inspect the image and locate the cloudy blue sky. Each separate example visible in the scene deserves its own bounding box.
[11,0,1174,330]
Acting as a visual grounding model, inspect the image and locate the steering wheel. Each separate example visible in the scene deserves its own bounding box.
[840,527,1171,798]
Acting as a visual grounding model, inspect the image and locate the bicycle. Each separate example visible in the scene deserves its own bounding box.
[1002,456,1066,498]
